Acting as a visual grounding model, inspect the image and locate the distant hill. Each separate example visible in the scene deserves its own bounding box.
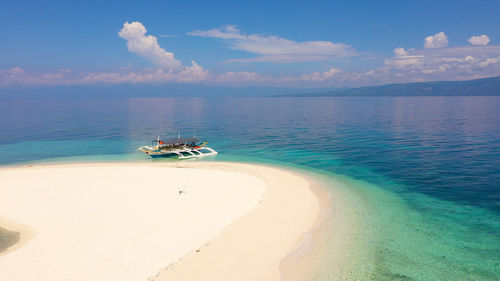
[293,75,500,97]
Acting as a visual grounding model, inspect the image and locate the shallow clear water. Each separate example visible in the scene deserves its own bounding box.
[1,96,499,279]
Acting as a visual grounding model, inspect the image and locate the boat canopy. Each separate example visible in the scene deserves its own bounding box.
[154,137,199,145]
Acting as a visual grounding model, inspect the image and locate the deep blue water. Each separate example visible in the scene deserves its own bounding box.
[1,96,499,279]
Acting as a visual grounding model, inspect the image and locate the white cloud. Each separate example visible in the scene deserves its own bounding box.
[377,44,500,82]
[78,62,208,84]
[175,61,209,82]
[424,32,448,49]
[188,25,357,63]
[0,66,209,87]
[478,56,500,68]
[212,68,343,85]
[393,47,408,58]
[226,55,336,64]
[1,64,345,87]
[158,34,178,38]
[8,67,26,74]
[117,21,209,83]
[1,21,211,87]
[213,44,500,85]
[3,25,500,88]
[300,68,340,82]
[384,47,424,68]
[118,21,182,70]
[189,25,245,40]
[0,68,74,86]
[468,34,490,46]
[2,53,500,88]
[213,71,272,83]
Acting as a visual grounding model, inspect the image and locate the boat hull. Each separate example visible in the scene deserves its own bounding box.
[140,147,218,160]
[149,153,180,159]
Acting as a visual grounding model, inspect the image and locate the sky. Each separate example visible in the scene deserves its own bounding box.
[1,0,500,89]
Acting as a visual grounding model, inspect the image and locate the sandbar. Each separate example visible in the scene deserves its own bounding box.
[0,162,322,281]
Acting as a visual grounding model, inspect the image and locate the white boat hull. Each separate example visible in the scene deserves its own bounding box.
[137,146,218,159]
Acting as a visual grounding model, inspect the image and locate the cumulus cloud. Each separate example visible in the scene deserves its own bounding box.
[80,66,208,84]
[174,61,209,82]
[118,21,182,70]
[188,25,357,63]
[3,24,500,89]
[116,21,209,83]
[213,71,273,84]
[1,22,211,87]
[300,68,340,82]
[1,64,346,87]
[7,67,26,74]
[212,68,342,85]
[384,47,423,68]
[393,47,408,58]
[377,44,500,82]
[424,32,448,49]
[478,56,500,68]
[0,68,76,86]
[363,32,500,81]
[0,66,209,87]
[468,34,490,46]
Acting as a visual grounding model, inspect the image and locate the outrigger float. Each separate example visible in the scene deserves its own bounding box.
[137,136,218,159]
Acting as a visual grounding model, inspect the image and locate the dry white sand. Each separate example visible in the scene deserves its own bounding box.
[0,162,321,281]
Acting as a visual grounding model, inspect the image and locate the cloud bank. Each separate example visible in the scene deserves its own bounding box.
[377,43,500,82]
[0,66,346,87]
[2,24,500,88]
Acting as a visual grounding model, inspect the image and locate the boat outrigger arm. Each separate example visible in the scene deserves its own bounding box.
[137,137,217,159]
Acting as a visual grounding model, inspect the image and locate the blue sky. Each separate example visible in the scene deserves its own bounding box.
[1,0,500,88]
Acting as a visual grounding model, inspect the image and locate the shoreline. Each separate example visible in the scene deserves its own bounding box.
[278,172,333,281]
[152,162,325,281]
[0,161,342,280]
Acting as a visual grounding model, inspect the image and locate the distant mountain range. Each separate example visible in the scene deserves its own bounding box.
[3,75,499,99]
[291,75,500,97]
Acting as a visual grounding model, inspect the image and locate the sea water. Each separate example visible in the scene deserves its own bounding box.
[0,96,499,280]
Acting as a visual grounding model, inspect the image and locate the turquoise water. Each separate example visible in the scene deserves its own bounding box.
[1,96,499,279]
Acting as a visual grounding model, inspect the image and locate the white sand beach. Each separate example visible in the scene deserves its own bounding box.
[0,162,322,281]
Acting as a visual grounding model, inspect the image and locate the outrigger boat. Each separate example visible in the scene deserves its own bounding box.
[137,136,218,159]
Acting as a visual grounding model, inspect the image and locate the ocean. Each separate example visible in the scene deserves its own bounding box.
[1,96,499,280]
